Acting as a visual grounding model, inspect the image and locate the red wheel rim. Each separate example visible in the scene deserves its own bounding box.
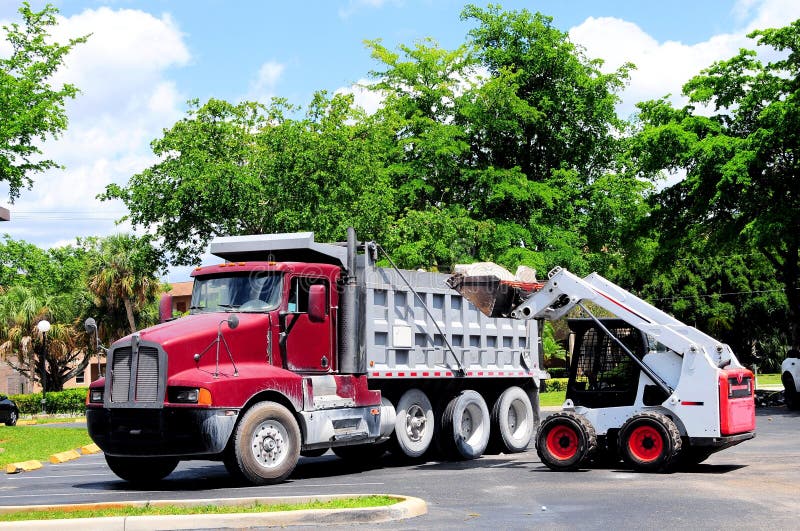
[628,425,664,462]
[546,425,579,460]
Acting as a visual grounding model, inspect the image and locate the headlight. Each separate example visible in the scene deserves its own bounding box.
[89,389,103,403]
[174,388,199,403]
[169,387,212,405]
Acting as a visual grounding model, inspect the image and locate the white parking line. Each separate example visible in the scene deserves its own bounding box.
[5,473,112,480]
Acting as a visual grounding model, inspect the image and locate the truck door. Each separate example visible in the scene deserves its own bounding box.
[285,276,334,372]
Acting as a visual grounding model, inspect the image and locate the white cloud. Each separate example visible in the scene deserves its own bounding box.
[1,6,190,251]
[569,0,800,119]
[335,79,385,115]
[244,60,285,103]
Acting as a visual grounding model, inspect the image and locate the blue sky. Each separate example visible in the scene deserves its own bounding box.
[1,0,799,281]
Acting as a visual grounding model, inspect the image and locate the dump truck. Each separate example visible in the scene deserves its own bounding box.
[85,230,546,485]
[450,266,757,471]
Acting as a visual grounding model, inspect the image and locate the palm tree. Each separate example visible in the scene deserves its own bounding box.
[0,285,89,392]
[86,235,162,334]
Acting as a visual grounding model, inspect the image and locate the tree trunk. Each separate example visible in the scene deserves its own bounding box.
[124,297,136,334]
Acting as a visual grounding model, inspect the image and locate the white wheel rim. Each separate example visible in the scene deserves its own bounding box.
[507,398,528,438]
[406,404,427,442]
[461,402,485,445]
[251,420,290,469]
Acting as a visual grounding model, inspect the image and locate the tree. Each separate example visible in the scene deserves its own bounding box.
[0,234,87,289]
[631,19,800,349]
[0,2,87,202]
[102,94,397,266]
[365,5,643,272]
[84,234,162,335]
[0,285,89,392]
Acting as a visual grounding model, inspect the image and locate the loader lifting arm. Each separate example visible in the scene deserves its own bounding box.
[509,267,740,369]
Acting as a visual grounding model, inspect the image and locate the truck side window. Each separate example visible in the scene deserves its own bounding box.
[288,277,328,313]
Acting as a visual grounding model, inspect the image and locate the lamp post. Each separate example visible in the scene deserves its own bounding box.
[37,320,51,415]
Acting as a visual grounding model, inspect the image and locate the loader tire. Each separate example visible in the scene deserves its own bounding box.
[619,412,682,473]
[536,412,597,471]
[782,373,800,411]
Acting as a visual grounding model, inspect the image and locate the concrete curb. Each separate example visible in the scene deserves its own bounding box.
[0,494,427,530]
[4,461,42,474]
[48,450,81,464]
[5,444,100,474]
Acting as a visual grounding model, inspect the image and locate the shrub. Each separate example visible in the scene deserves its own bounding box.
[542,378,568,393]
[547,367,568,379]
[10,388,88,415]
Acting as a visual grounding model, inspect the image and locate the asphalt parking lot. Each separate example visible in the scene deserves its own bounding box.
[1,406,797,529]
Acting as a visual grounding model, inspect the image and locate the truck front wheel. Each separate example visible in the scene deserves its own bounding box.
[105,455,178,485]
[227,401,301,485]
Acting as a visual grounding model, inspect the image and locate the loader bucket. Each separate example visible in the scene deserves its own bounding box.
[446,274,544,318]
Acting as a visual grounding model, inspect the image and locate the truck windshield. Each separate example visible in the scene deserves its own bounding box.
[190,272,283,313]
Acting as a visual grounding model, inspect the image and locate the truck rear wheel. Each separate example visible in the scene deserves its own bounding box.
[619,412,681,472]
[536,412,596,471]
[392,389,434,459]
[105,455,178,484]
[783,373,800,410]
[228,401,300,485]
[489,386,535,453]
[438,390,490,460]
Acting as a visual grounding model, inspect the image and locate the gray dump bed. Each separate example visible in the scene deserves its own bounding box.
[362,267,541,379]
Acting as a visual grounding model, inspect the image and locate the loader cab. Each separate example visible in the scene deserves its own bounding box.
[566,319,648,409]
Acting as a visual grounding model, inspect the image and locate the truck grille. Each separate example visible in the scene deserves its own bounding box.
[109,344,162,403]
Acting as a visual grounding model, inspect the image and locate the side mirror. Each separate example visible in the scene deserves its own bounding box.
[308,284,327,323]
[227,314,239,329]
[159,294,173,323]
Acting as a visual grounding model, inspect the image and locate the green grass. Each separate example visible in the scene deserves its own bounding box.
[0,496,399,521]
[756,373,781,386]
[0,426,92,466]
[21,416,86,425]
[540,390,566,407]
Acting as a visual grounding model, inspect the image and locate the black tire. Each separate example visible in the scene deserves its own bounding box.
[332,442,387,461]
[489,386,535,454]
[392,389,435,459]
[228,401,301,485]
[619,412,682,473]
[438,390,491,460]
[536,412,597,471]
[5,409,18,426]
[105,455,178,484]
[782,373,800,411]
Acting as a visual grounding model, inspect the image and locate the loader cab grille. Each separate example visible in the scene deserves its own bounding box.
[107,341,167,407]
[566,319,646,409]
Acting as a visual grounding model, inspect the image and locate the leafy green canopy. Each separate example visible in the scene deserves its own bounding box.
[103,5,646,277]
[0,2,87,202]
[631,19,800,350]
